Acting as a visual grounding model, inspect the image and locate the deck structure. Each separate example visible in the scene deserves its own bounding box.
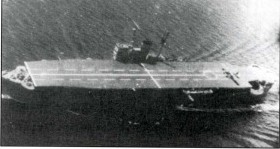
[25,60,251,89]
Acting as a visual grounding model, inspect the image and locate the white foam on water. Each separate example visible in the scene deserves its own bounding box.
[1,94,12,99]
[258,102,279,113]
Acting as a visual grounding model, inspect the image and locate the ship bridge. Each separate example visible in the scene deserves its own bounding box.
[24,60,251,89]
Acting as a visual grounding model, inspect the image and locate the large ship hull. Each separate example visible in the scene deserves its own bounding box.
[2,75,262,108]
[2,59,273,118]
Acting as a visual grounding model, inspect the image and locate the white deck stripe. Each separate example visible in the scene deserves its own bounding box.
[207,78,229,81]
[82,69,94,72]
[104,78,116,81]
[140,63,161,88]
[99,69,110,72]
[129,70,140,72]
[52,78,64,81]
[165,79,175,81]
[204,71,223,73]
[180,78,189,81]
[70,79,81,81]
[135,79,146,81]
[88,79,98,81]
[30,69,208,73]
[47,69,59,71]
[66,69,76,71]
[172,70,182,72]
[24,62,37,86]
[34,78,226,81]
[114,69,125,72]
[31,73,205,77]
[120,79,131,81]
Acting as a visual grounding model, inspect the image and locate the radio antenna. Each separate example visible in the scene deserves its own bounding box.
[156,32,170,58]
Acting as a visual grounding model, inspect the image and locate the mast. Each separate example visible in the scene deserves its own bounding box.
[156,32,170,58]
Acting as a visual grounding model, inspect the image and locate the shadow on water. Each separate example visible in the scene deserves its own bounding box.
[1,99,260,147]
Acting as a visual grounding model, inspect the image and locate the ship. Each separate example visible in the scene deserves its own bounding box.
[1,32,275,122]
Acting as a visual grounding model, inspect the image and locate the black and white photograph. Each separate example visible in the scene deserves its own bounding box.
[1,0,279,147]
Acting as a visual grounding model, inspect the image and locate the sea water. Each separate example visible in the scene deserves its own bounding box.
[1,0,279,147]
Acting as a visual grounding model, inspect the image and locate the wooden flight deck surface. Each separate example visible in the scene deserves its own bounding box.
[24,60,251,89]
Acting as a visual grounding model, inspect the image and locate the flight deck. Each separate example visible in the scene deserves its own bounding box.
[24,60,251,89]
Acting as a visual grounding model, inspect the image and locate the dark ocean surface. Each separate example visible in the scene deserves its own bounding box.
[1,0,279,147]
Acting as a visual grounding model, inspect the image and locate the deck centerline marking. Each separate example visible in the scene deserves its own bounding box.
[180,78,189,81]
[207,78,229,80]
[172,70,182,72]
[129,70,140,72]
[82,69,94,72]
[165,79,175,81]
[65,69,76,71]
[136,79,146,81]
[70,79,81,81]
[140,63,161,88]
[31,73,204,77]
[120,79,131,81]
[99,69,110,72]
[104,78,116,81]
[52,78,64,81]
[114,69,125,72]
[47,69,59,71]
[87,79,98,81]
